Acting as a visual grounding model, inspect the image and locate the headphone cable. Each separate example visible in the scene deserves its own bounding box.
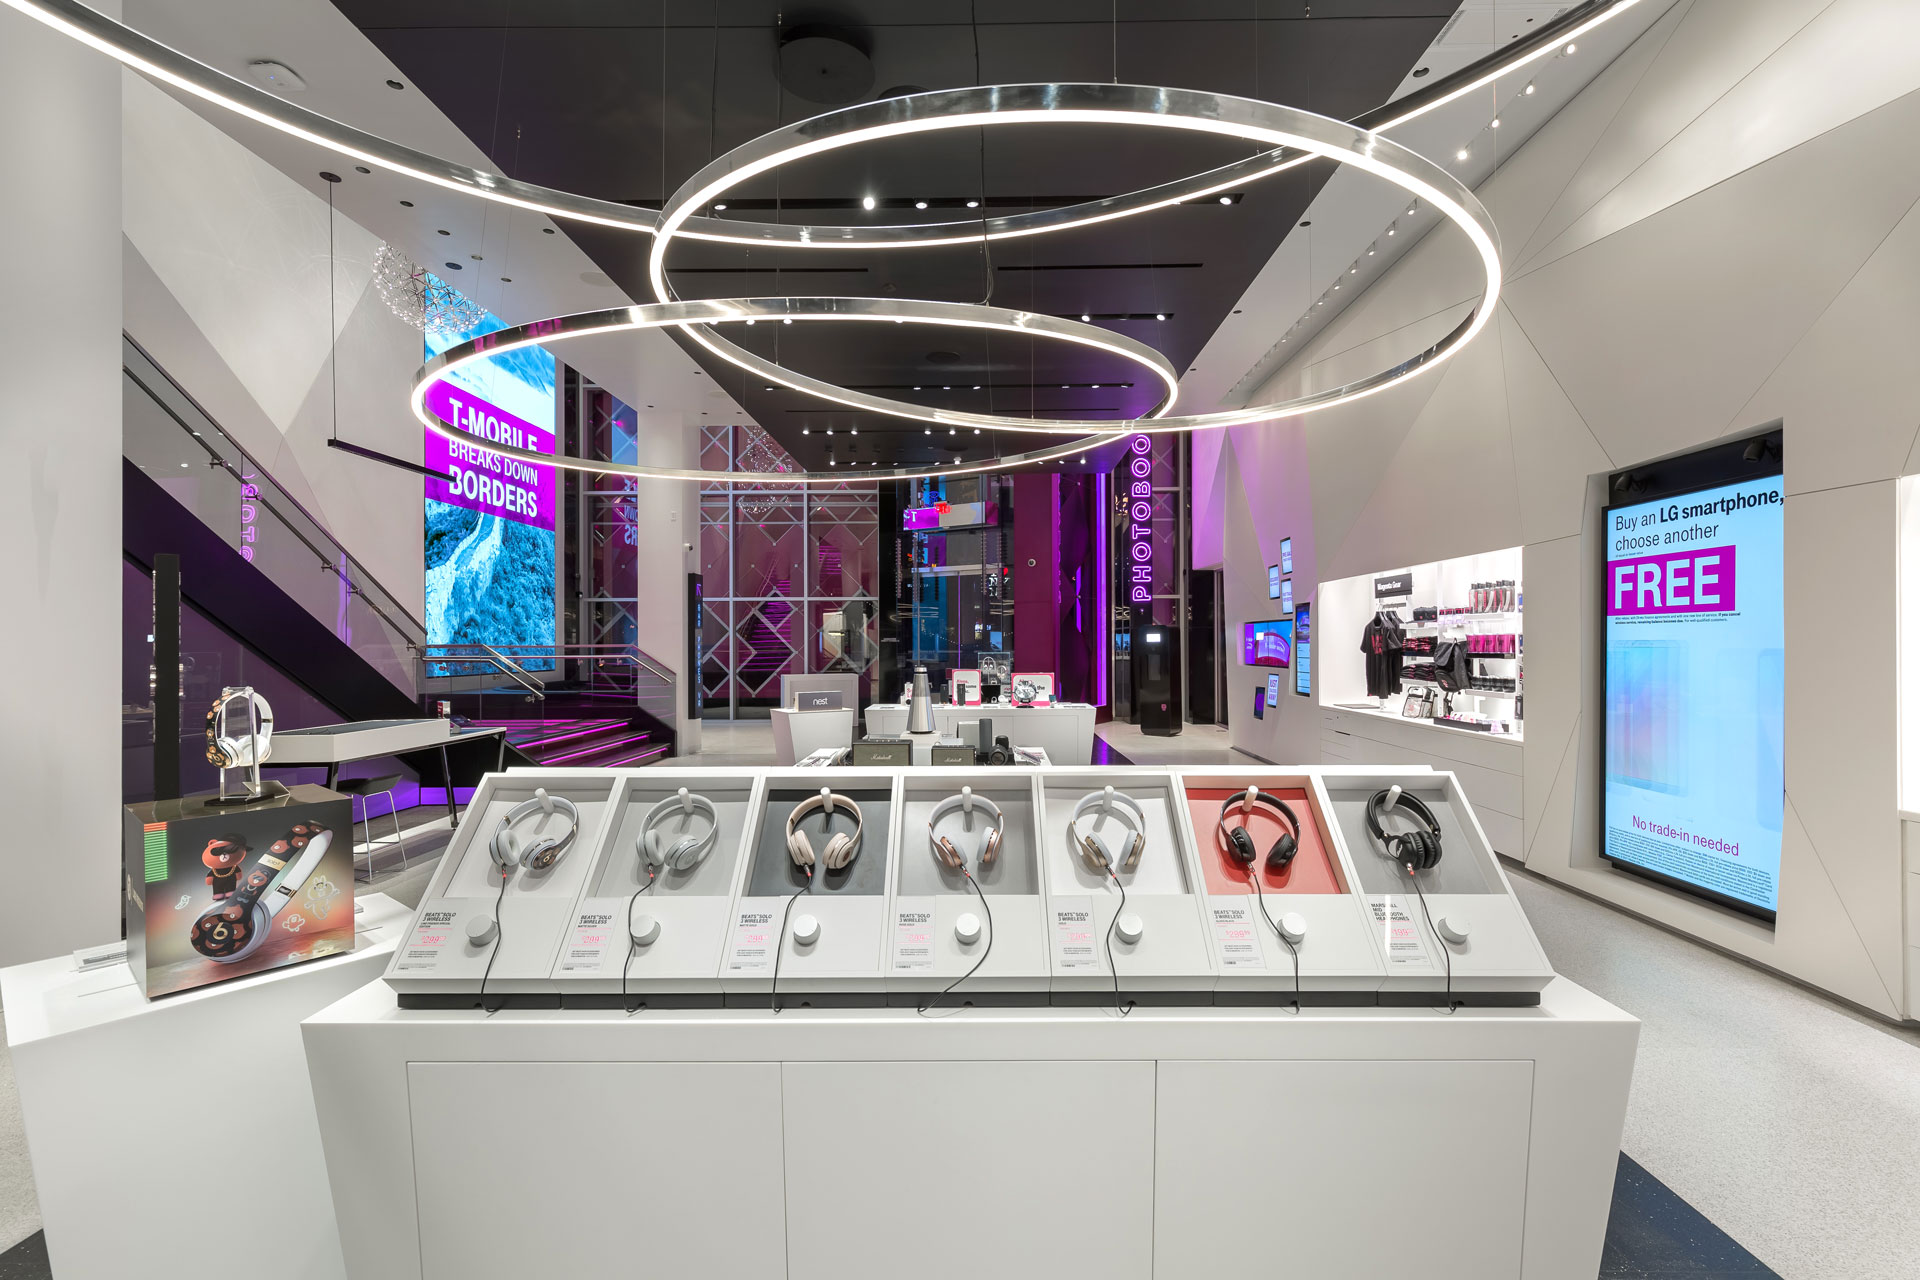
[1104,868,1134,1018]
[918,867,994,1016]
[769,867,812,1014]
[1405,863,1457,1013]
[1246,866,1301,1014]
[477,866,510,1015]
[620,870,658,1013]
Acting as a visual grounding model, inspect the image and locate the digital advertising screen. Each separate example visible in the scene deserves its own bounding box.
[1603,472,1785,920]
[1293,601,1312,696]
[1243,619,1293,668]
[1268,565,1281,599]
[422,282,558,675]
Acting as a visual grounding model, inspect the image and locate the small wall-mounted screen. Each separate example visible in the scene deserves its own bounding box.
[1242,619,1293,668]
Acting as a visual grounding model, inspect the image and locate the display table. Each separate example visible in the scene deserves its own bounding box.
[863,702,1098,765]
[1,893,413,1280]
[304,977,1636,1280]
[769,705,856,765]
[777,673,861,710]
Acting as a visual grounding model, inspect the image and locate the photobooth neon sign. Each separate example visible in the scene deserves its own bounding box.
[1127,435,1153,604]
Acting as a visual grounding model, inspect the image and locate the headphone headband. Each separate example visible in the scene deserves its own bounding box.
[1215,787,1298,837]
[1365,788,1444,873]
[638,790,720,872]
[1214,785,1303,873]
[490,793,582,871]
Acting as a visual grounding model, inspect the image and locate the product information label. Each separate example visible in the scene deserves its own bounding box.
[726,908,778,973]
[394,908,457,973]
[1210,902,1266,969]
[894,903,935,971]
[1052,896,1097,970]
[1369,895,1432,968]
[560,909,617,972]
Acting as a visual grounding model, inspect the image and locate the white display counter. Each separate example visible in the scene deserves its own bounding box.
[769,705,857,764]
[864,701,1098,765]
[1,893,412,1280]
[303,978,1637,1280]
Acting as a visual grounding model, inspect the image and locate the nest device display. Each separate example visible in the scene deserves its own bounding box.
[1040,772,1216,1002]
[1244,619,1293,667]
[383,774,617,1008]
[549,775,759,1006]
[723,776,897,1004]
[1177,777,1383,1001]
[1320,770,1553,1004]
[886,775,1050,1004]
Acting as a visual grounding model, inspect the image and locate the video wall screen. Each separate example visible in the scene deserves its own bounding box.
[1243,618,1293,668]
[1603,466,1784,920]
[422,284,557,675]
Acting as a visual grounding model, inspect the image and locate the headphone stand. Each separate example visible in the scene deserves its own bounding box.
[203,777,290,807]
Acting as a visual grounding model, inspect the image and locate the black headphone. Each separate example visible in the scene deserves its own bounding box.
[1365,789,1444,872]
[1215,787,1300,873]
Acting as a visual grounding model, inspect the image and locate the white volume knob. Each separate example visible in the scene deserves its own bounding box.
[955,912,983,946]
[1115,913,1145,945]
[1437,915,1471,944]
[630,914,661,946]
[792,914,821,946]
[464,914,497,946]
[1279,912,1308,944]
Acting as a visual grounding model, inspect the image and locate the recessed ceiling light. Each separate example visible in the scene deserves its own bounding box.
[1349,266,1357,274]
[949,427,956,435]
[1299,220,1312,228]
[399,200,414,207]
[802,428,811,434]
[915,201,928,210]
[972,385,980,390]
[386,79,404,90]
[782,318,792,324]
[1061,384,1069,389]
[1456,147,1470,161]
[354,165,371,174]
[1217,195,1232,205]
[966,200,980,209]
[1333,283,1340,291]
[179,462,189,468]
[924,427,932,434]
[541,227,555,234]
[1490,118,1501,129]
[913,386,922,391]
[500,276,512,283]
[1524,82,1537,95]
[943,386,951,390]
[1565,43,1577,54]
[245,59,307,92]
[469,253,483,261]
[826,427,834,435]
[974,428,981,434]
[1387,225,1396,236]
[1155,313,1165,321]
[1091,383,1101,388]
[850,427,858,434]
[1411,67,1429,78]
[862,195,877,210]
[713,202,727,211]
[1367,245,1375,255]
[436,228,450,236]
[443,261,461,269]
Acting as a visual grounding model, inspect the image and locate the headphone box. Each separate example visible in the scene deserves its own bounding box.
[121,784,355,999]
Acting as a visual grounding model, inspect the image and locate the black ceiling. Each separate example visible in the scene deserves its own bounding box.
[334,1,1458,470]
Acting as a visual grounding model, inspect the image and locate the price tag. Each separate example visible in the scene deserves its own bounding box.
[1211,902,1265,969]
[894,903,935,971]
[726,908,778,973]
[1051,896,1097,970]
[394,908,456,973]
[1370,895,1433,968]
[560,908,617,972]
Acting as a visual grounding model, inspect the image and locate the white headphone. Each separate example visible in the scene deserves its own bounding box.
[1070,788,1147,873]
[928,788,1004,872]
[785,789,863,870]
[488,790,581,871]
[206,687,274,768]
[638,788,719,872]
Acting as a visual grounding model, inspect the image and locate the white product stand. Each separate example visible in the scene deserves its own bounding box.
[864,701,1097,764]
[1,893,412,1280]
[769,705,857,765]
[304,977,1637,1280]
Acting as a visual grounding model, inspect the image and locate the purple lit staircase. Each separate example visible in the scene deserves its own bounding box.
[476,716,671,769]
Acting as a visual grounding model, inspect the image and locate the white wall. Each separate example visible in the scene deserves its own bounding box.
[121,72,427,621]
[1201,0,1920,1019]
[0,2,123,963]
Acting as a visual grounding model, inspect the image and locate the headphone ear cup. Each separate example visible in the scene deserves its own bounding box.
[935,836,963,870]
[666,836,698,870]
[1123,832,1145,872]
[1081,833,1112,871]
[1423,829,1443,869]
[786,828,813,867]
[981,828,1002,868]
[643,828,664,869]
[1225,827,1256,865]
[1266,832,1298,871]
[490,830,515,870]
[822,833,855,870]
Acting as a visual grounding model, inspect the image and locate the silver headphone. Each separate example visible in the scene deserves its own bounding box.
[205,687,274,768]
[928,788,1005,872]
[1070,788,1147,873]
[638,788,720,872]
[488,790,581,871]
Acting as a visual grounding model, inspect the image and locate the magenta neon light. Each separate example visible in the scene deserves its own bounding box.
[1126,435,1153,605]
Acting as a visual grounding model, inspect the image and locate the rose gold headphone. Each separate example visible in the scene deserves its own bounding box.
[785,789,863,870]
[928,787,1004,872]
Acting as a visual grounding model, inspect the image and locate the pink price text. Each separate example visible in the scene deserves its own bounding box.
[1608,544,1737,616]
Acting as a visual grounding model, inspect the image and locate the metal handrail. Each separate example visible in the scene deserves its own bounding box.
[448,643,679,686]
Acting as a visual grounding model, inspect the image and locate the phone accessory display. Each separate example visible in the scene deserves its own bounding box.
[1069,787,1147,874]
[1215,786,1300,873]
[918,786,999,1015]
[784,789,864,870]
[188,821,333,963]
[637,787,720,873]
[488,790,582,871]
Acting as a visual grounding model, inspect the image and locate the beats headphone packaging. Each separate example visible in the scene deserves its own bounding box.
[122,784,353,998]
[383,773,617,1008]
[719,771,898,1006]
[548,773,760,1006]
[884,772,1052,1004]
[1038,770,1218,1003]
[1175,774,1387,1003]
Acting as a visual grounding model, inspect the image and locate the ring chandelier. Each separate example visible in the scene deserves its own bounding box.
[3,0,1648,483]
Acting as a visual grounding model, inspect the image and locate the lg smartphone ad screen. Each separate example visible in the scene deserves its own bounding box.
[422,281,558,675]
[1603,473,1784,919]
[1243,619,1293,668]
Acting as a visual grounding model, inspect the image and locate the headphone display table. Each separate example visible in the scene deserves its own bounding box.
[303,978,1637,1280]
[863,701,1098,765]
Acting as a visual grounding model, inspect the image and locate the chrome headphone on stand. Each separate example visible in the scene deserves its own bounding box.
[189,821,334,963]
[1216,785,1301,873]
[205,687,275,767]
[928,786,1004,872]
[637,787,719,873]
[1070,787,1147,873]
[785,789,863,870]
[1366,786,1444,872]
[489,789,582,872]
